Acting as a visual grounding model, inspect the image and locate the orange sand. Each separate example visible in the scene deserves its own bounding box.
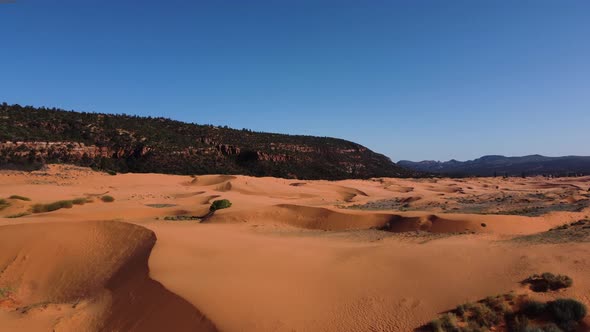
[0,165,589,331]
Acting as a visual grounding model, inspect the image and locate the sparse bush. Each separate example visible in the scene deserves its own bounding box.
[547,298,587,323]
[8,195,31,201]
[101,195,115,203]
[472,303,500,328]
[31,200,73,213]
[210,199,232,211]
[484,295,510,313]
[524,273,573,292]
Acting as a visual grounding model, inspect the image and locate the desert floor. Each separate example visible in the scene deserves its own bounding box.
[0,165,589,331]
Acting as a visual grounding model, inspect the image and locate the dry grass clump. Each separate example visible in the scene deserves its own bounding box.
[428,297,510,331]
[31,200,74,213]
[29,197,92,213]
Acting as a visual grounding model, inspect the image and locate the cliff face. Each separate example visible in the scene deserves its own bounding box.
[0,103,414,179]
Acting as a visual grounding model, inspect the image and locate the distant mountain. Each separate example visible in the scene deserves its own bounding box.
[398,155,590,177]
[0,103,416,179]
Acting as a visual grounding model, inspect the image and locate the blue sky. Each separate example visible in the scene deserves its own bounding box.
[1,1,589,161]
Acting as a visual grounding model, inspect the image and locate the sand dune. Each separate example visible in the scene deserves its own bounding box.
[216,203,479,233]
[0,221,216,332]
[192,175,237,186]
[1,166,589,331]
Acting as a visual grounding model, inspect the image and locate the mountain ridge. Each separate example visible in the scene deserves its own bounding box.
[399,154,590,177]
[0,103,415,179]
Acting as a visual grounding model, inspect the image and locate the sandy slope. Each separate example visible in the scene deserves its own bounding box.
[1,165,589,331]
[0,220,216,332]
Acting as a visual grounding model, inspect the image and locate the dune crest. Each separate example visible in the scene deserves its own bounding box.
[0,221,216,332]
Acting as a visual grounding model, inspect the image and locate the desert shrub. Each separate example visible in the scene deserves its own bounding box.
[484,295,510,313]
[31,200,73,213]
[439,313,459,330]
[428,318,443,332]
[210,199,232,211]
[106,170,117,176]
[508,314,531,332]
[72,197,89,205]
[472,303,500,327]
[539,323,563,332]
[522,300,548,317]
[8,195,31,201]
[556,320,578,332]
[464,321,487,332]
[505,292,516,301]
[524,273,573,292]
[101,195,115,203]
[547,298,587,323]
[456,304,467,318]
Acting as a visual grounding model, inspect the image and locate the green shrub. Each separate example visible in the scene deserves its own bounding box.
[547,298,587,323]
[505,292,516,301]
[210,199,232,211]
[72,197,89,205]
[8,195,31,201]
[31,200,74,213]
[456,304,467,318]
[484,295,510,313]
[540,323,563,332]
[556,320,578,332]
[522,300,548,317]
[508,315,531,332]
[472,303,500,328]
[101,195,115,203]
[439,313,458,330]
[428,318,443,332]
[106,170,117,176]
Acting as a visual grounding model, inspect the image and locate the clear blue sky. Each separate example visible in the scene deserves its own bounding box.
[1,1,589,161]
